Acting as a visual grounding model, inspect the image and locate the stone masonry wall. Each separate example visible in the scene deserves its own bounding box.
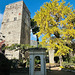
[1,1,30,45]
[20,1,30,44]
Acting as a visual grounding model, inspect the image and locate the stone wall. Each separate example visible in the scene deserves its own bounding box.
[5,49,20,60]
[1,1,30,45]
[20,1,30,44]
[30,40,37,47]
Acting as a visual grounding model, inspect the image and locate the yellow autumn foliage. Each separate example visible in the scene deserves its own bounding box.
[34,0,75,56]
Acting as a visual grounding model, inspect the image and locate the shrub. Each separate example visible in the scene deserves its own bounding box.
[70,56,75,63]
[62,62,75,70]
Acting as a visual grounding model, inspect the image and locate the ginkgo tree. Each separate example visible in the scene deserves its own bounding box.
[34,0,75,65]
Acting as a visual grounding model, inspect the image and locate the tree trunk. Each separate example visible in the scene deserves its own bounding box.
[49,50,50,64]
[69,51,73,63]
[49,50,55,64]
[36,35,39,47]
[48,50,55,69]
[69,51,73,57]
[59,56,63,66]
[49,50,51,69]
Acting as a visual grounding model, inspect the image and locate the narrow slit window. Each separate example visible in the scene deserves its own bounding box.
[14,17,17,21]
[8,32,11,34]
[7,19,9,22]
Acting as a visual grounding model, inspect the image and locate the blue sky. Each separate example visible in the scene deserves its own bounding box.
[0,0,75,41]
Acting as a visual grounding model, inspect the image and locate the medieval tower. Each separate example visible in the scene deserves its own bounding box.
[1,1,30,45]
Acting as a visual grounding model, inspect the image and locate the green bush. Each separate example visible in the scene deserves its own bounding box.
[35,56,41,65]
[62,62,75,70]
[70,56,75,63]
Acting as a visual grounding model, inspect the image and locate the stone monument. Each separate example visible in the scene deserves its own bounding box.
[29,48,47,75]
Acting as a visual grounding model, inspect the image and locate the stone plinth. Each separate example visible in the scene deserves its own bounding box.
[29,47,47,75]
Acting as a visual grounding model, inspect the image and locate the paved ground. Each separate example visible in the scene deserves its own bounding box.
[47,70,75,75]
[10,67,75,75]
[48,67,75,75]
[10,70,75,75]
[10,73,28,75]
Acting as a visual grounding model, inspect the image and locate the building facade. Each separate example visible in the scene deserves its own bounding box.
[30,40,37,47]
[1,1,30,45]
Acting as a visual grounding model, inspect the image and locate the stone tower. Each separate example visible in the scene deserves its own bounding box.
[1,1,30,45]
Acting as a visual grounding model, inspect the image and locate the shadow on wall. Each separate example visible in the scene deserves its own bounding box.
[0,53,11,75]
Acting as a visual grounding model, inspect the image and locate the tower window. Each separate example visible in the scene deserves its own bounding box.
[0,32,2,34]
[8,32,11,34]
[14,17,17,21]
[0,39,2,41]
[7,19,9,22]
[2,36,5,38]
